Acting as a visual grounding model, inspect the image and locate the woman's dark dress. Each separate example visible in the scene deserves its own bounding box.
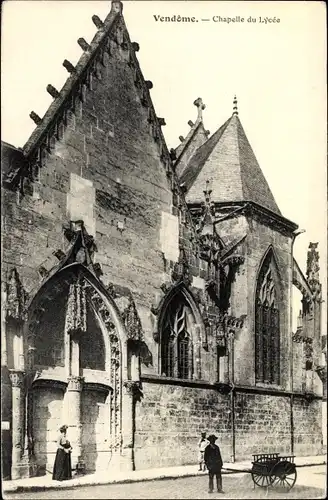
[52,436,72,481]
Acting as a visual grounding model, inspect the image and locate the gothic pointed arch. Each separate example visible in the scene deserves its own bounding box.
[26,262,131,460]
[155,283,205,380]
[254,246,282,385]
[27,262,129,379]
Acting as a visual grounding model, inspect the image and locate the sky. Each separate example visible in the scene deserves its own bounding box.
[1,0,327,330]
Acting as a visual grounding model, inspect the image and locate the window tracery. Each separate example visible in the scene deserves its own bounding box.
[255,252,280,385]
[160,296,193,380]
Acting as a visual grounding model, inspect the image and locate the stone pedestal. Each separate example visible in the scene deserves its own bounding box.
[65,376,84,473]
[9,370,25,480]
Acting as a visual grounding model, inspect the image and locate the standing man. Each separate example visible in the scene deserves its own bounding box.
[204,434,224,493]
[198,432,209,471]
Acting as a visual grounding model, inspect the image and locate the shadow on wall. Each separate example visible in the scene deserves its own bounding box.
[81,387,112,472]
[138,341,153,367]
[31,386,64,475]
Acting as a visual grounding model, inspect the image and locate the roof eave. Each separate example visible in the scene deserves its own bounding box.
[188,200,298,234]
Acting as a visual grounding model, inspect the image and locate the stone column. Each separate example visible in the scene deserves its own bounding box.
[9,369,25,480]
[121,380,137,471]
[1,283,7,366]
[66,375,84,472]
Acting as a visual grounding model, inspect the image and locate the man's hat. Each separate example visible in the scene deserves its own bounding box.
[208,434,218,442]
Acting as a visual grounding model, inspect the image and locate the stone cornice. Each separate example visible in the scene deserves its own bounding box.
[188,201,298,235]
[140,374,323,400]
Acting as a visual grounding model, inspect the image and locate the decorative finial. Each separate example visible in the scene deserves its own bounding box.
[46,84,60,99]
[203,179,213,204]
[193,97,206,122]
[92,15,104,29]
[77,38,90,52]
[29,111,42,125]
[233,95,238,116]
[63,60,75,74]
[131,42,139,52]
[111,1,123,14]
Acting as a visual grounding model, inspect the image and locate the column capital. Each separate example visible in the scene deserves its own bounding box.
[67,375,84,392]
[123,380,141,396]
[9,369,25,388]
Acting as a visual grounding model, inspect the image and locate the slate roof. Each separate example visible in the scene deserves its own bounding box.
[181,113,281,216]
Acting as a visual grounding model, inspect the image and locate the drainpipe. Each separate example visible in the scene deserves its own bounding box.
[290,394,294,455]
[229,330,235,463]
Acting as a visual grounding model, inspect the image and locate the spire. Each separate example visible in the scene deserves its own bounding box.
[180,108,283,216]
[232,95,238,116]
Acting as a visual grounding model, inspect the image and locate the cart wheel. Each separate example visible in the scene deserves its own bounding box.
[251,472,272,488]
[270,461,297,491]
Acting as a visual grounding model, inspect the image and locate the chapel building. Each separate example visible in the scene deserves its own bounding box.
[1,1,325,480]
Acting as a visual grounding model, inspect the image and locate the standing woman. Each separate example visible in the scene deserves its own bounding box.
[52,425,72,481]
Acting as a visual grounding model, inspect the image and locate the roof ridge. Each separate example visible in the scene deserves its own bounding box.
[234,115,247,202]
[23,4,122,156]
[179,116,231,190]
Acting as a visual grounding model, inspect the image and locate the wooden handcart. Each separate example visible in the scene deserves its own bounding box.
[251,453,297,491]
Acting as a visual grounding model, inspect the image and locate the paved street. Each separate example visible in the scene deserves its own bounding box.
[3,466,326,500]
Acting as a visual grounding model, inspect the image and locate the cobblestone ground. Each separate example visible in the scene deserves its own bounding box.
[4,467,326,500]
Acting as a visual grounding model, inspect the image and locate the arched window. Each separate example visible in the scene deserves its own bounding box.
[160,294,193,379]
[255,250,280,385]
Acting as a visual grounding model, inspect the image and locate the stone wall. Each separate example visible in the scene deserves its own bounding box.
[234,392,291,460]
[32,387,64,473]
[134,381,231,470]
[293,397,322,456]
[81,389,111,471]
[135,383,323,468]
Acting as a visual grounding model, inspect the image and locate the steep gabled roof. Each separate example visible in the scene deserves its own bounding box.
[174,98,209,179]
[181,111,281,216]
[23,1,124,156]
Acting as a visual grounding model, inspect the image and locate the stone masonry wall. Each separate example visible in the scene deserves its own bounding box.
[293,397,322,456]
[31,387,64,473]
[134,381,232,470]
[234,392,291,461]
[1,20,216,382]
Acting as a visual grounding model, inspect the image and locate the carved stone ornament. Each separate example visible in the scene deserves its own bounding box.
[123,380,142,397]
[84,281,122,450]
[122,296,144,341]
[171,247,191,287]
[9,369,25,388]
[65,276,87,337]
[199,234,221,262]
[67,375,84,392]
[306,242,322,301]
[62,220,98,269]
[307,243,320,282]
[5,268,28,321]
[215,382,233,395]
